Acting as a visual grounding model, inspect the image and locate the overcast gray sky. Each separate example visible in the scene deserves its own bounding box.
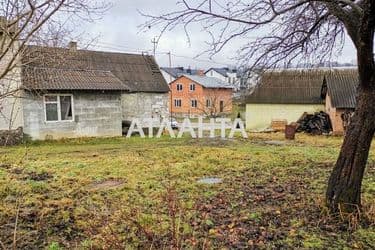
[83,0,357,69]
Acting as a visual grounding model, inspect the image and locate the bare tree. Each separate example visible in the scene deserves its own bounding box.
[193,89,232,118]
[0,0,110,130]
[142,0,375,214]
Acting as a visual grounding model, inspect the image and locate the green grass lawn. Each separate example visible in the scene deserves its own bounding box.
[0,134,374,249]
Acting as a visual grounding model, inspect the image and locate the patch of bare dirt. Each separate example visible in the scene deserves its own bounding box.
[0,163,11,169]
[8,167,53,181]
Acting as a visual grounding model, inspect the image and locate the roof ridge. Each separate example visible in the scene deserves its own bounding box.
[23,65,113,74]
[26,44,153,57]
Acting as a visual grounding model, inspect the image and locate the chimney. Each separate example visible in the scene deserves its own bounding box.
[197,70,205,76]
[68,41,77,51]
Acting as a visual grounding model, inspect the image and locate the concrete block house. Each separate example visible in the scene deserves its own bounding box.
[169,75,233,117]
[0,43,169,140]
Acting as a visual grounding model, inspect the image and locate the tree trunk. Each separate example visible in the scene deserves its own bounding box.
[326,84,375,213]
[326,1,375,213]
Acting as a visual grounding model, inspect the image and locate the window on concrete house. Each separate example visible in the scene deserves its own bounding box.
[44,94,73,122]
[176,84,183,91]
[206,99,211,107]
[191,99,197,108]
[174,99,182,107]
[189,83,195,91]
[60,96,73,120]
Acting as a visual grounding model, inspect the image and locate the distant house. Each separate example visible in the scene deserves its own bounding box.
[0,42,169,140]
[205,67,241,91]
[160,67,203,83]
[169,75,233,117]
[245,70,326,130]
[321,70,358,134]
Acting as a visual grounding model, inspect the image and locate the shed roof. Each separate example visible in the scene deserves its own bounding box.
[181,75,234,89]
[246,69,326,104]
[21,45,169,92]
[324,70,358,108]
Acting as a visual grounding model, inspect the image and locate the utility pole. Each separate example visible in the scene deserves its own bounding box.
[151,37,158,57]
[167,51,172,82]
[167,51,173,122]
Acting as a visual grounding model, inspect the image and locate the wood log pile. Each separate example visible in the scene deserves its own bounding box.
[296,112,332,135]
[0,127,23,146]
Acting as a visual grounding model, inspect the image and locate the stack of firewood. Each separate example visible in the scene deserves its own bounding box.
[0,127,23,146]
[296,112,332,135]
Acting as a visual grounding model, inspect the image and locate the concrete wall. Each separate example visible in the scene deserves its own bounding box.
[0,36,23,130]
[0,83,23,130]
[246,103,324,130]
[22,91,122,140]
[121,92,169,121]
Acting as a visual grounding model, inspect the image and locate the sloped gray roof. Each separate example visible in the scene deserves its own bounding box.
[182,75,234,89]
[21,45,169,92]
[324,70,358,108]
[205,67,240,77]
[22,67,128,91]
[246,69,326,104]
[161,67,200,78]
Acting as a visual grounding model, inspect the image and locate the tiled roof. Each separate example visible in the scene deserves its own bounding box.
[182,75,233,89]
[325,70,358,108]
[21,45,169,92]
[22,67,129,91]
[246,69,326,104]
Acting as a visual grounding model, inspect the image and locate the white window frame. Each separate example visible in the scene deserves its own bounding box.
[191,99,198,108]
[206,98,211,108]
[44,94,74,123]
[189,83,196,91]
[219,100,224,112]
[174,99,182,107]
[176,83,183,92]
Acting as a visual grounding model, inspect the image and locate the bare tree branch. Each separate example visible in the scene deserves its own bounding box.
[141,0,366,70]
[0,0,111,130]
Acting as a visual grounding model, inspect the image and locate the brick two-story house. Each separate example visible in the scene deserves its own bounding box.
[169,75,233,117]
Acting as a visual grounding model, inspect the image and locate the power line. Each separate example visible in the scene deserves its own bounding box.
[168,53,231,66]
[92,41,232,66]
[95,41,151,52]
[91,43,151,55]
